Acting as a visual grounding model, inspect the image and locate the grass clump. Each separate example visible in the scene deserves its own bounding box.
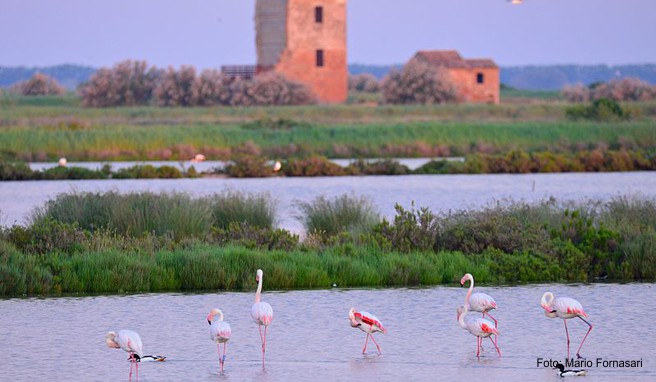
[298,194,381,237]
[209,191,276,229]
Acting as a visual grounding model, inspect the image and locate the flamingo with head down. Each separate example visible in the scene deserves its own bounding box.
[106,330,143,381]
[541,292,593,359]
[207,308,232,372]
[456,305,501,358]
[348,308,387,355]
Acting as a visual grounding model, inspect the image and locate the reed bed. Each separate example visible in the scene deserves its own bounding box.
[298,194,380,236]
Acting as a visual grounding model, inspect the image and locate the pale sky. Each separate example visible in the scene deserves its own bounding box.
[1,0,654,68]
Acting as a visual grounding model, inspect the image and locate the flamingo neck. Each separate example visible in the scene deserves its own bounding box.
[255,277,263,304]
[465,276,474,307]
[216,310,224,321]
[458,306,468,328]
[541,292,554,311]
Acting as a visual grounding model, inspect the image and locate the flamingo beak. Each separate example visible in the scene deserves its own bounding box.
[207,319,212,325]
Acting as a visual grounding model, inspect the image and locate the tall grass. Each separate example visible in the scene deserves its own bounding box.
[209,191,276,229]
[0,243,501,296]
[298,194,380,236]
[30,191,276,239]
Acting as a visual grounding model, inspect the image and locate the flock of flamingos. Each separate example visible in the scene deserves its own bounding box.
[105,270,594,379]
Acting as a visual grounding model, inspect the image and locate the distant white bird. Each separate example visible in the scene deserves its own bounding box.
[541,292,593,359]
[58,157,67,167]
[251,269,273,368]
[191,154,206,163]
[272,160,282,172]
[207,308,232,372]
[106,330,143,380]
[457,305,501,357]
[508,0,524,4]
[348,308,387,354]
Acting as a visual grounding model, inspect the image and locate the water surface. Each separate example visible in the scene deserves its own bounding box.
[1,172,655,232]
[0,284,652,381]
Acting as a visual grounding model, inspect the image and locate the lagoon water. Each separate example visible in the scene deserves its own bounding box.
[1,172,655,232]
[0,284,653,381]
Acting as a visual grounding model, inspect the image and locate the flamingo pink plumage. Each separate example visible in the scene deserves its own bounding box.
[348,308,387,355]
[251,269,273,368]
[541,292,593,359]
[106,330,143,381]
[456,305,501,357]
[207,308,232,372]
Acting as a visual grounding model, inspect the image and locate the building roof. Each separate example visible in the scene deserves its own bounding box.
[413,50,498,69]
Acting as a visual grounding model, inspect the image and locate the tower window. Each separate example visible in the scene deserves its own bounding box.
[316,49,324,67]
[477,73,484,84]
[315,6,323,23]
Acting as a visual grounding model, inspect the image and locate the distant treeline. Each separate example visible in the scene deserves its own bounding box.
[3,63,656,91]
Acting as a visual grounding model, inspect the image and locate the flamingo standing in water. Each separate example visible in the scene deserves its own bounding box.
[456,305,501,357]
[252,269,273,368]
[106,330,143,381]
[348,308,387,355]
[541,292,593,359]
[461,273,498,328]
[207,308,232,372]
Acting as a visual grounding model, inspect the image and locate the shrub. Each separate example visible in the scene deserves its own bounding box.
[154,65,199,107]
[561,83,590,103]
[208,222,298,251]
[195,69,232,106]
[223,155,273,178]
[6,219,87,255]
[345,159,410,175]
[349,73,381,93]
[373,203,438,252]
[80,60,160,107]
[249,72,316,106]
[284,156,346,176]
[0,161,34,180]
[11,73,66,96]
[591,77,656,102]
[382,60,460,104]
[565,98,630,121]
[298,194,380,237]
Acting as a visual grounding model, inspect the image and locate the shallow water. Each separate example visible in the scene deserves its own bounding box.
[0,284,653,381]
[1,172,655,232]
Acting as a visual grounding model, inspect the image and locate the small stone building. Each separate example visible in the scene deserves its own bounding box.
[410,50,499,104]
[254,0,348,104]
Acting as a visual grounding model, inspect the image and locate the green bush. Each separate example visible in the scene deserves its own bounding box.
[373,203,438,252]
[208,191,276,229]
[566,98,630,121]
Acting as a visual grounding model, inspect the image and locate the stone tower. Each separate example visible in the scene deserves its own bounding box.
[255,0,347,104]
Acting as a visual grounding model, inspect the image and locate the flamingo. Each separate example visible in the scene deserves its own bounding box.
[348,308,387,355]
[461,273,498,328]
[457,305,501,357]
[251,269,273,368]
[541,292,593,359]
[106,330,143,381]
[208,308,232,372]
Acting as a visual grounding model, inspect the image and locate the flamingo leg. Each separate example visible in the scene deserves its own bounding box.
[135,359,139,382]
[564,319,571,360]
[128,352,135,381]
[262,325,268,368]
[488,336,502,357]
[576,316,593,359]
[363,333,370,354]
[484,312,499,328]
[217,343,222,370]
[222,342,228,371]
[476,337,481,357]
[369,333,382,355]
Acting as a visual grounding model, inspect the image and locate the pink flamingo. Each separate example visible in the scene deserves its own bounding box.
[456,305,501,357]
[348,308,387,355]
[541,292,593,359]
[207,308,232,372]
[461,273,498,329]
[251,269,273,368]
[106,330,143,381]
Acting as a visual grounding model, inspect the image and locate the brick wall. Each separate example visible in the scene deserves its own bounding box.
[272,0,348,104]
[448,67,499,104]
